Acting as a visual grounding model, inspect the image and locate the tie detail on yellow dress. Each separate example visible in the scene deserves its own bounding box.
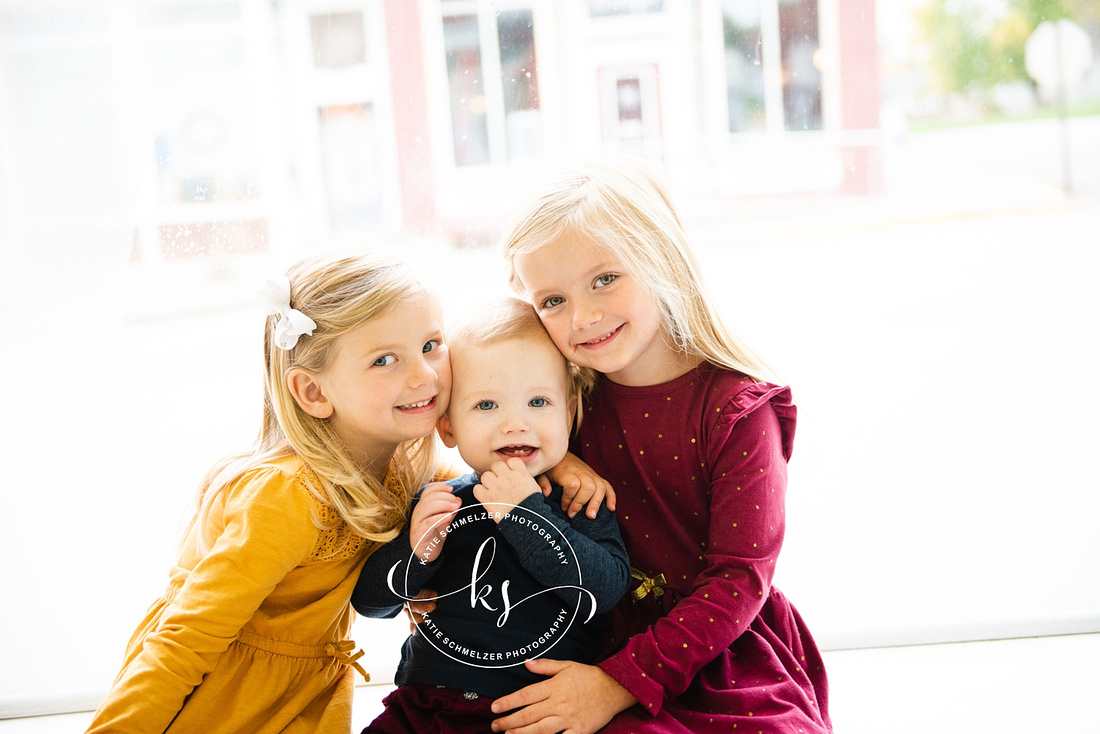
[326,640,370,682]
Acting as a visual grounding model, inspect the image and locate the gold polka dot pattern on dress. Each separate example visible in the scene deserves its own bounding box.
[577,374,808,725]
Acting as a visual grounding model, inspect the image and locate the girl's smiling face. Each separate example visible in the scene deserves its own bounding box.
[312,292,451,463]
[514,235,690,387]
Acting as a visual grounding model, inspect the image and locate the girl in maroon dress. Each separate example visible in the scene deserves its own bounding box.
[489,157,832,733]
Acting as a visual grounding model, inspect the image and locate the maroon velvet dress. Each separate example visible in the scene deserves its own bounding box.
[579,364,832,733]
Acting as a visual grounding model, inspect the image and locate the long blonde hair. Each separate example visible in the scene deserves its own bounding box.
[194,251,441,551]
[501,156,777,383]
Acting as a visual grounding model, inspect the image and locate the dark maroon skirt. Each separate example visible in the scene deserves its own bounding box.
[361,684,499,734]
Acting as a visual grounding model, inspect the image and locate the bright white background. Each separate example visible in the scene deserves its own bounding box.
[1,0,1099,730]
[2,121,1098,718]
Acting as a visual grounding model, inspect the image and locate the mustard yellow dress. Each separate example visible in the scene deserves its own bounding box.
[87,453,381,734]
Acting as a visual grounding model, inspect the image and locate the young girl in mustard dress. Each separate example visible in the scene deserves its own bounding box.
[87,252,454,733]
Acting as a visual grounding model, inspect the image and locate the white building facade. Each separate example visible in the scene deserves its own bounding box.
[0,0,881,268]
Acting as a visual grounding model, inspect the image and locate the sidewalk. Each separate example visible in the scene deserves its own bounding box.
[680,114,1100,249]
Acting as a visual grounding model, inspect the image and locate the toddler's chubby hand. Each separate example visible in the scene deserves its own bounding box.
[408,483,462,562]
[475,458,541,522]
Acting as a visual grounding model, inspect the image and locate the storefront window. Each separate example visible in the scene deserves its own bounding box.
[779,0,822,130]
[498,9,540,161]
[442,5,541,167]
[143,18,262,260]
[589,0,664,17]
[723,0,820,133]
[318,103,384,229]
[723,0,766,133]
[309,11,367,69]
[443,14,490,166]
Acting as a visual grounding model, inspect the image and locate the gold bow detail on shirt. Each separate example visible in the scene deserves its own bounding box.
[326,640,370,682]
[630,567,667,602]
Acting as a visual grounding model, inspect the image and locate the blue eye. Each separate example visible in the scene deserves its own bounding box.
[594,273,617,288]
[373,355,396,367]
[541,296,564,309]
[423,339,440,353]
[476,401,496,411]
[529,397,547,408]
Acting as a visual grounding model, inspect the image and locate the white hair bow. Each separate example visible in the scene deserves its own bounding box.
[259,275,317,350]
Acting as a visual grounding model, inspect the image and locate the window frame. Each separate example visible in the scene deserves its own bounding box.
[437,0,545,168]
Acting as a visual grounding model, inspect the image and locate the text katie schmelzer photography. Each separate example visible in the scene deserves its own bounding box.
[386,502,598,668]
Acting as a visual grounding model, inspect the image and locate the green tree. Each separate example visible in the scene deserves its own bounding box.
[1009,0,1071,27]
[989,12,1032,84]
[916,0,1088,94]
[915,0,1004,92]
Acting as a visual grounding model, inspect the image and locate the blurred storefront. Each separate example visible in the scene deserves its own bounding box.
[0,0,881,265]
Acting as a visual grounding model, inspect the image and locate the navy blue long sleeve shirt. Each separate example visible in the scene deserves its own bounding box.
[353,474,630,698]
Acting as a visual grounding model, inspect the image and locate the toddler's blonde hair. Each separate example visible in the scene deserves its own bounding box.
[447,297,588,433]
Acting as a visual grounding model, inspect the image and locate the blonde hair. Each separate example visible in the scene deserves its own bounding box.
[501,156,776,383]
[447,297,588,432]
[194,251,441,551]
